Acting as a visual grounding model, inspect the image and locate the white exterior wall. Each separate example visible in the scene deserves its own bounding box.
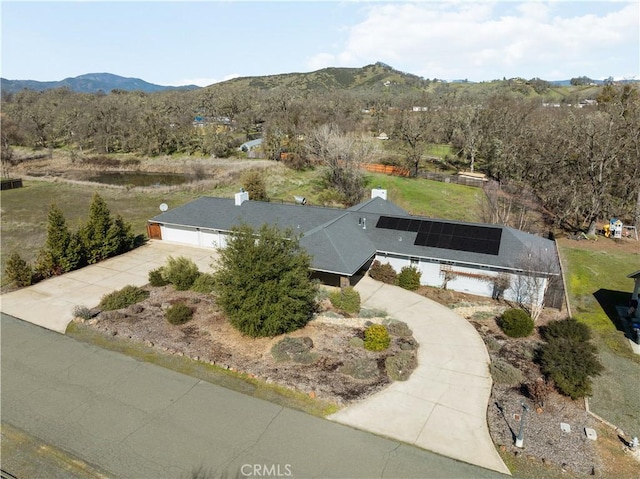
[160,225,230,249]
[374,254,549,306]
[161,225,200,246]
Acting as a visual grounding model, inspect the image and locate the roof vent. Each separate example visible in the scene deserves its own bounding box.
[371,187,387,200]
[235,189,249,206]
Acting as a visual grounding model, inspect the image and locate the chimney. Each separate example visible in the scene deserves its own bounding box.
[235,188,249,206]
[371,187,387,200]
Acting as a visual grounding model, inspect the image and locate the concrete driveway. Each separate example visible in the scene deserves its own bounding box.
[0,241,217,333]
[330,276,511,475]
[0,241,510,475]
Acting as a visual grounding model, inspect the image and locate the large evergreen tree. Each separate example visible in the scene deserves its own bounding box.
[81,193,114,264]
[35,203,84,276]
[213,224,317,337]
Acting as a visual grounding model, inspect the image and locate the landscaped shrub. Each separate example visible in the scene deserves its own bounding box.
[72,305,92,320]
[329,286,360,315]
[4,252,33,287]
[385,351,417,381]
[163,256,200,290]
[369,260,397,284]
[148,267,169,287]
[339,358,379,380]
[536,319,603,399]
[383,318,413,337]
[359,308,388,319]
[499,308,534,338]
[214,224,317,338]
[99,285,149,311]
[271,337,316,364]
[190,273,216,293]
[540,318,591,343]
[165,302,194,325]
[490,358,525,385]
[397,266,421,291]
[364,324,391,351]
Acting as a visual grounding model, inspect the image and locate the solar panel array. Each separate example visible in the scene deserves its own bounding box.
[375,216,502,255]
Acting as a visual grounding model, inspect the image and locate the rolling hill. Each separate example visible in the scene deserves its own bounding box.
[0,73,199,94]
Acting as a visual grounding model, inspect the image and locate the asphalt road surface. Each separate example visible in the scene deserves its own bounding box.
[1,314,507,479]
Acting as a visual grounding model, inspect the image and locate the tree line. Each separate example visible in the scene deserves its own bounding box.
[1,82,638,231]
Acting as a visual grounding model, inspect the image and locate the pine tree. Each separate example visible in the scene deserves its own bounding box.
[36,203,74,276]
[5,252,33,287]
[213,224,317,337]
[81,193,113,264]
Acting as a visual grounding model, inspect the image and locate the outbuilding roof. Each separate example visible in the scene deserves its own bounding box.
[150,196,559,277]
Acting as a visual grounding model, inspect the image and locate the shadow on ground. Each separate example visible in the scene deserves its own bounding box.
[593,289,638,342]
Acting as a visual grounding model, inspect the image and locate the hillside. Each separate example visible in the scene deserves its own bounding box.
[0,73,199,94]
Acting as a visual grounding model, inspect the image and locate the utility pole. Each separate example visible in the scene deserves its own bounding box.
[515,402,530,448]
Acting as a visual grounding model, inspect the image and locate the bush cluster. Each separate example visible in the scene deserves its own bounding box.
[364,324,391,351]
[536,319,603,399]
[385,351,417,381]
[148,267,169,287]
[165,302,194,325]
[190,273,216,293]
[329,286,361,315]
[397,266,421,291]
[369,260,397,284]
[490,358,525,385]
[99,285,149,311]
[161,256,200,290]
[499,308,534,338]
[271,336,316,364]
[339,358,379,380]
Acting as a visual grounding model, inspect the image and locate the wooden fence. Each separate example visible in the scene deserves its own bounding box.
[362,163,410,177]
[418,172,486,188]
[1,178,23,191]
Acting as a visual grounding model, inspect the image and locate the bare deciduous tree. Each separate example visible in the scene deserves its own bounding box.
[509,246,558,321]
[305,124,379,206]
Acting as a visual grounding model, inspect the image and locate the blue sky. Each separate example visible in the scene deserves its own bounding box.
[2,1,638,86]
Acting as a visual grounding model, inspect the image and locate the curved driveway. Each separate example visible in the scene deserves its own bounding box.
[330,276,510,475]
[0,241,510,475]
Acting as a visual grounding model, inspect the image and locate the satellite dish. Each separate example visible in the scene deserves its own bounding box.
[159,203,168,212]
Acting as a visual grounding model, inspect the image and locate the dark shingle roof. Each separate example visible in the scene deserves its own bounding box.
[150,196,559,276]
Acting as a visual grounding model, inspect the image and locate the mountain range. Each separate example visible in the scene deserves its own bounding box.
[1,66,636,96]
[0,73,200,94]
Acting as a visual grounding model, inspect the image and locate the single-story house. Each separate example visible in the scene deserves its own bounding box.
[148,189,560,304]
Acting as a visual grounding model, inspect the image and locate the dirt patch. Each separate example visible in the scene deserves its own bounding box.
[79,286,417,407]
[557,235,640,255]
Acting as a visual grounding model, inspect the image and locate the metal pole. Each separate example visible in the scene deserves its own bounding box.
[515,402,530,448]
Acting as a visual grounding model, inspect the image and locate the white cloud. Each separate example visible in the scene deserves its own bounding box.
[167,73,240,87]
[312,1,639,81]
[307,53,336,71]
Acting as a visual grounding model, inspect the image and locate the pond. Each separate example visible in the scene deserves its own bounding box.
[84,171,196,187]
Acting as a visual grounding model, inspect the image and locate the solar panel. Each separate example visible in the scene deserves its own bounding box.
[375,216,502,255]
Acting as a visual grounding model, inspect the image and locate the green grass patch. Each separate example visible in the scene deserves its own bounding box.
[0,179,204,285]
[65,321,339,417]
[558,242,640,435]
[364,173,485,222]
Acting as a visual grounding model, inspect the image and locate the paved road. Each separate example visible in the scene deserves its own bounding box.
[1,314,507,479]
